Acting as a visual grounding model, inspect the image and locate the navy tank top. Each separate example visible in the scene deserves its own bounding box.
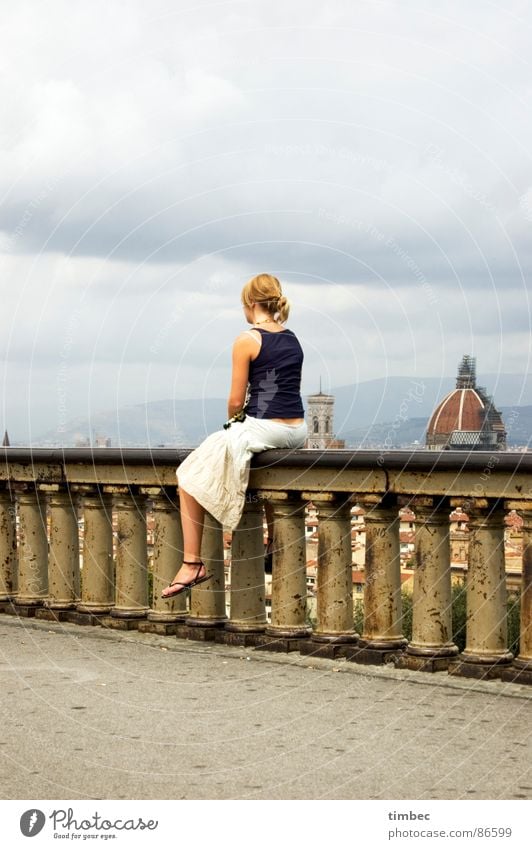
[246,328,305,419]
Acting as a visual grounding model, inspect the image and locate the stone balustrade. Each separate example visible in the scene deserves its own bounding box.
[0,447,530,684]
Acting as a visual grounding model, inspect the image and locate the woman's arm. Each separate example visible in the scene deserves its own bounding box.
[227,333,258,417]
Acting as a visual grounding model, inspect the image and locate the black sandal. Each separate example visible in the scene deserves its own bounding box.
[161,560,212,599]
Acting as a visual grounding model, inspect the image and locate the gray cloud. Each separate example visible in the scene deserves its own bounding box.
[1,0,531,439]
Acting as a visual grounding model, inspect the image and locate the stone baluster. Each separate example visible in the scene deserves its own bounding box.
[144,488,188,633]
[401,498,458,671]
[502,504,532,684]
[260,492,310,650]
[301,493,357,657]
[184,511,227,636]
[15,486,49,612]
[450,499,512,679]
[356,496,406,663]
[109,488,149,625]
[225,494,267,643]
[0,487,17,606]
[75,488,114,619]
[38,486,80,619]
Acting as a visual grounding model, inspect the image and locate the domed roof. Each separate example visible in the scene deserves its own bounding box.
[426,355,506,450]
[427,387,486,435]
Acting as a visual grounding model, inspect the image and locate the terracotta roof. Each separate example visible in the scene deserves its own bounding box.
[427,387,486,435]
[399,531,415,543]
[506,511,523,529]
[450,509,468,521]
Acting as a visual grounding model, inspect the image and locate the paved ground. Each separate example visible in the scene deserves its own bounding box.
[0,615,530,801]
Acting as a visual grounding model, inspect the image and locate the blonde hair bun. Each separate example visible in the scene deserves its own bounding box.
[276,294,290,324]
[241,273,291,323]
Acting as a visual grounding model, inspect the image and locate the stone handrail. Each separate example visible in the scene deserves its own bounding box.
[0,447,530,685]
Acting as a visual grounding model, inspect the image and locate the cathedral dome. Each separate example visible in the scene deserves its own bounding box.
[426,356,506,450]
[428,387,486,435]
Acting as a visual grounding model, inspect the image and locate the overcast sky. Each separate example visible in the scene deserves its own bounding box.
[1,0,532,441]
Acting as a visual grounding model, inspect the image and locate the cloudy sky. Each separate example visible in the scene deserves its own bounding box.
[1,0,531,441]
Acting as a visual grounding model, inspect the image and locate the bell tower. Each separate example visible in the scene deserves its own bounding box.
[305,382,344,449]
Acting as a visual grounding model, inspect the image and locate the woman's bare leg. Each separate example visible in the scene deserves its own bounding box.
[161,486,206,596]
[179,487,205,561]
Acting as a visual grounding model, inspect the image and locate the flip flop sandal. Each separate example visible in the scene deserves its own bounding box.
[161,561,212,599]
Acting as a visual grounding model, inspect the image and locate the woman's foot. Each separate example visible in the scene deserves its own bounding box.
[161,560,209,599]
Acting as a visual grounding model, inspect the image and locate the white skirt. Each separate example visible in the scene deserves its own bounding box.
[176,416,308,530]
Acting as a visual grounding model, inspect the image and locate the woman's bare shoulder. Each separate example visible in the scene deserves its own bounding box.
[233,329,261,347]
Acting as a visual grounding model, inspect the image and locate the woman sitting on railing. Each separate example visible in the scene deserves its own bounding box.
[161,273,307,598]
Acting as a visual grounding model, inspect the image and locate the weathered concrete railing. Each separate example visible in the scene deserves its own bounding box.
[0,447,530,685]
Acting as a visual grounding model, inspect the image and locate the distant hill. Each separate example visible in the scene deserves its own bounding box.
[500,406,532,447]
[35,398,226,448]
[331,373,532,432]
[341,407,532,449]
[341,417,428,449]
[32,374,532,448]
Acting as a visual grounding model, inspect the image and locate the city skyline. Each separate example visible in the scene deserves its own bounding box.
[7,366,531,449]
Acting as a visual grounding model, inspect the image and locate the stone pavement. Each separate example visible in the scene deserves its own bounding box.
[0,615,530,801]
